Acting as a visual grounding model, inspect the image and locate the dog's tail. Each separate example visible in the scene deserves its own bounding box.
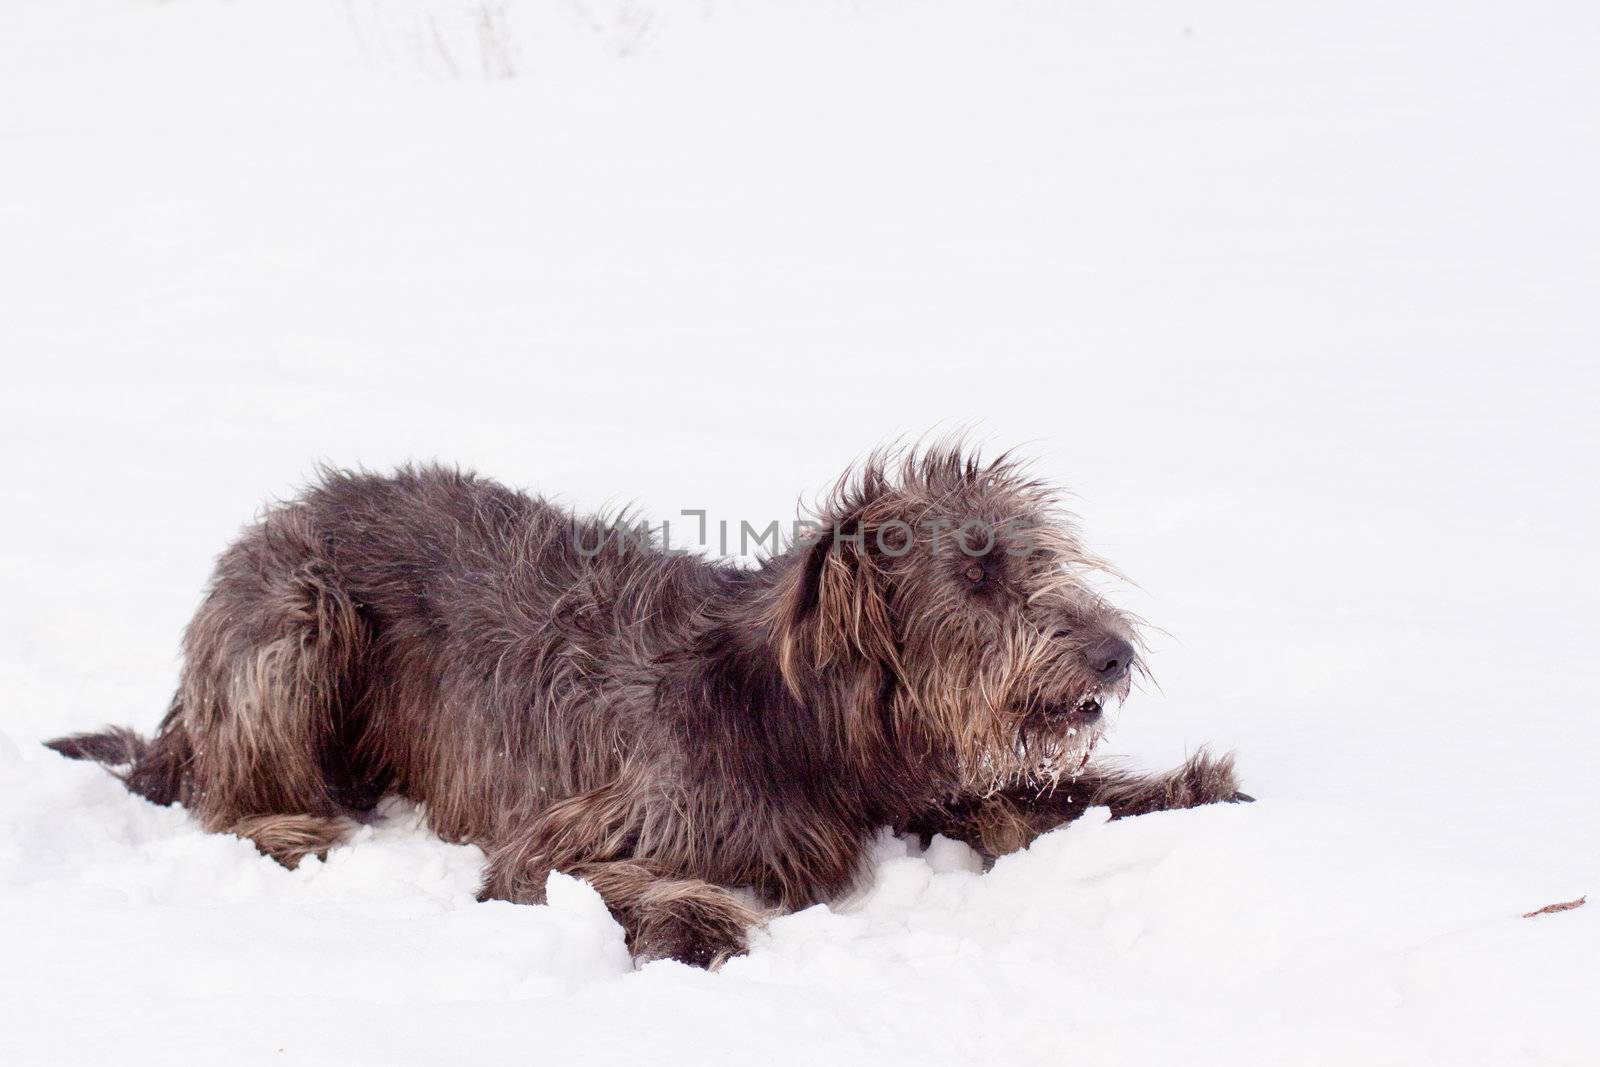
[44,725,146,766]
[45,701,191,806]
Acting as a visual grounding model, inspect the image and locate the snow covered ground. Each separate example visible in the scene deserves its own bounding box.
[2,1,1597,1063]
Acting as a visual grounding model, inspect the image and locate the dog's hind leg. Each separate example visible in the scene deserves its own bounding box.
[165,512,374,865]
[225,814,357,867]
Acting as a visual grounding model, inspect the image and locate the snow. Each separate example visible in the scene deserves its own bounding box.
[2,1,1597,1063]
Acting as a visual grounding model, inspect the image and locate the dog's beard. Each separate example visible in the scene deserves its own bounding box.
[1027,688,1117,782]
[961,687,1120,795]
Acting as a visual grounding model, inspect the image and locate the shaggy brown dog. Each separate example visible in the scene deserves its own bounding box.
[48,446,1247,966]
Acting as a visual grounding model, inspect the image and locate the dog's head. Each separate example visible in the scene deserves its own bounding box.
[769,445,1141,793]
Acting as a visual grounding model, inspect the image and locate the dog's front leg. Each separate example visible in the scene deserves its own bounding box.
[481,850,761,968]
[476,787,762,968]
[567,859,763,968]
[1080,749,1253,818]
[908,750,1251,859]
[903,789,1087,858]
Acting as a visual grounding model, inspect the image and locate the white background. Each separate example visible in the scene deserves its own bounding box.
[2,2,1596,1063]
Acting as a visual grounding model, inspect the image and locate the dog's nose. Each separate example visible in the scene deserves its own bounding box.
[1086,635,1134,683]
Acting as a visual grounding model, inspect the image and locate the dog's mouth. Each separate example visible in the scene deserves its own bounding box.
[1067,693,1105,721]
[970,685,1128,792]
[1039,689,1118,725]
[992,688,1120,783]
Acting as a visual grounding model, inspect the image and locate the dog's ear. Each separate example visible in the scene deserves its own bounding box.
[770,521,896,697]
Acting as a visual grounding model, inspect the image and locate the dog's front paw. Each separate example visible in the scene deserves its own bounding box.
[1091,749,1251,817]
[1173,749,1247,809]
[627,890,757,969]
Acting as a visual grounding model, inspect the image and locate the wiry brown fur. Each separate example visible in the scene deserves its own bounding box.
[47,445,1247,966]
[905,750,1251,857]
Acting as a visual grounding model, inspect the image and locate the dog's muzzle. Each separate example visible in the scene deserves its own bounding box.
[1041,689,1119,725]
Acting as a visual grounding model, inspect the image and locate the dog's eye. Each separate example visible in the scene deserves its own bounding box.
[963,562,985,584]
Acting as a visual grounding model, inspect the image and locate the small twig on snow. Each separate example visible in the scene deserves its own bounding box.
[1522,895,1586,919]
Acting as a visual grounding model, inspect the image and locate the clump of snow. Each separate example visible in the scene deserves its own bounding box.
[2,0,1597,1063]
